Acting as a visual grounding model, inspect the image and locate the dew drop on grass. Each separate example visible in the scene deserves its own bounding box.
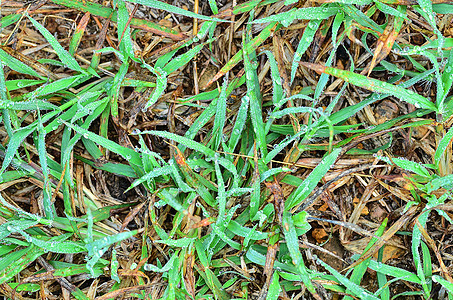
[131,128,141,135]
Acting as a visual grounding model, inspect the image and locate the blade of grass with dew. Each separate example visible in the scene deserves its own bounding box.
[162,37,216,74]
[203,22,280,88]
[0,246,46,285]
[376,155,431,178]
[228,95,249,151]
[416,0,444,53]
[253,6,339,27]
[286,147,341,210]
[50,0,185,40]
[27,15,84,73]
[434,125,453,171]
[0,99,58,111]
[340,4,383,34]
[375,247,390,300]
[62,121,142,166]
[344,219,387,300]
[0,48,43,79]
[374,1,408,19]
[141,63,167,109]
[36,116,54,220]
[282,212,317,296]
[68,12,90,56]
[421,241,433,292]
[85,229,138,276]
[366,259,422,284]
[33,74,87,98]
[108,60,129,118]
[5,79,46,91]
[117,0,135,60]
[264,128,309,164]
[61,96,109,183]
[260,50,284,109]
[316,256,380,299]
[441,45,453,105]
[300,62,437,111]
[243,35,267,157]
[211,79,228,150]
[18,231,86,254]
[124,0,229,22]
[267,272,282,300]
[412,210,431,297]
[290,19,322,85]
[432,275,453,295]
[0,125,36,175]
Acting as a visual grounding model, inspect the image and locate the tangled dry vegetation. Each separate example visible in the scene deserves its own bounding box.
[1,0,453,299]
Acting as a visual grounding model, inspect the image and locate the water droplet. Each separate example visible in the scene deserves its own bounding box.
[131,128,141,135]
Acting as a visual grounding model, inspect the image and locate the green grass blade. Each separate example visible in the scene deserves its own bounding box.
[267,272,282,300]
[286,148,341,210]
[432,275,453,295]
[212,79,228,150]
[228,95,249,151]
[117,0,135,59]
[282,212,317,295]
[253,7,339,26]
[0,48,43,79]
[316,256,380,299]
[68,12,90,56]
[300,62,437,111]
[290,20,321,84]
[124,0,228,22]
[344,219,388,300]
[62,121,142,166]
[27,15,84,73]
[434,125,453,168]
[244,34,267,157]
[0,246,45,285]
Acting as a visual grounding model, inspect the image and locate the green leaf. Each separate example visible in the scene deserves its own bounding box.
[124,0,228,22]
[301,63,437,111]
[253,7,339,26]
[27,15,84,73]
[286,148,341,210]
[267,272,282,300]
